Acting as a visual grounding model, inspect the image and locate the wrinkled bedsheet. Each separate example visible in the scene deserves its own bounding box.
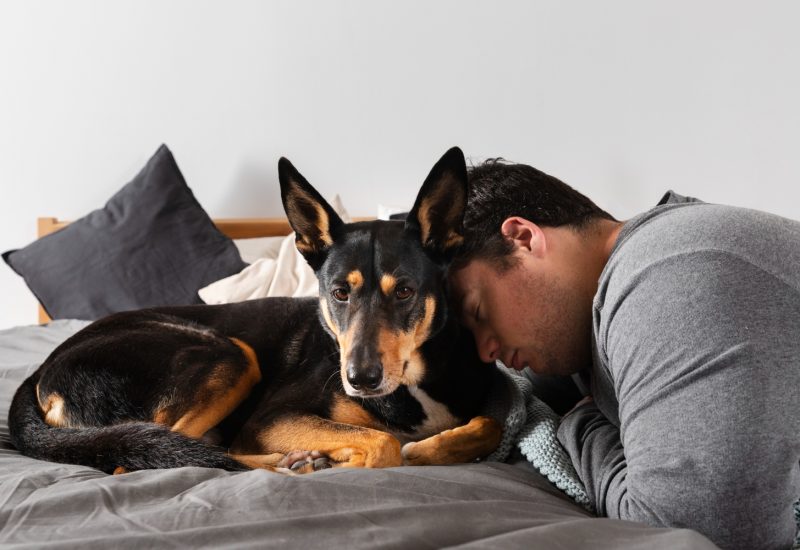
[0,320,717,549]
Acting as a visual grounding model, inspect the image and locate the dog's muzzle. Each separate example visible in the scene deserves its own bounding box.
[346,362,383,393]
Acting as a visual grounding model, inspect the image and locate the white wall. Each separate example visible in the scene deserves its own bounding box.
[1,0,798,328]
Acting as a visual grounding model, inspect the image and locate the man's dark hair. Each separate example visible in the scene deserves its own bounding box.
[454,159,616,271]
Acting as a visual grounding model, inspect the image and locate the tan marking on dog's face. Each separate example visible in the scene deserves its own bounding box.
[330,395,381,430]
[380,274,396,296]
[321,297,362,394]
[320,298,339,336]
[414,295,436,346]
[376,295,437,389]
[287,188,333,252]
[347,270,364,290]
[335,311,362,390]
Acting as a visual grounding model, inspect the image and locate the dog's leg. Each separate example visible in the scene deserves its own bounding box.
[154,338,262,440]
[400,416,503,466]
[228,453,287,469]
[234,414,403,471]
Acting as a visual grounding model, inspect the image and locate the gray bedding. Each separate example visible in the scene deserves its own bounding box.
[0,320,718,549]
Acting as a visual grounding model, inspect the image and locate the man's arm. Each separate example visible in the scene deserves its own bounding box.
[557,251,800,550]
[557,400,627,516]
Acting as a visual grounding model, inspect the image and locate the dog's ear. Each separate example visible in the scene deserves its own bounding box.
[279,157,344,271]
[405,147,467,261]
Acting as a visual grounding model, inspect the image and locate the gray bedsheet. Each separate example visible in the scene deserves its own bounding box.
[0,320,718,549]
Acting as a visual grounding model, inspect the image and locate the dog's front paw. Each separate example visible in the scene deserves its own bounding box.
[401,439,438,466]
[278,450,333,474]
[401,417,503,465]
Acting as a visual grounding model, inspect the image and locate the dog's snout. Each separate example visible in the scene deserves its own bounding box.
[346,363,383,391]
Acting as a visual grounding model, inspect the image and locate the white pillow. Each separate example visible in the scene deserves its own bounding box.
[377,203,408,220]
[234,236,285,264]
[198,195,351,304]
[199,234,318,303]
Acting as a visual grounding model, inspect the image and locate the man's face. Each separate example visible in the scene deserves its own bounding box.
[450,252,592,376]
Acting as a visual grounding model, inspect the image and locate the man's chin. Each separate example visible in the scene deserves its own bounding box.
[524,356,579,377]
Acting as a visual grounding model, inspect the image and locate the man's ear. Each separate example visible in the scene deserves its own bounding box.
[405,146,468,261]
[500,217,546,257]
[279,157,344,271]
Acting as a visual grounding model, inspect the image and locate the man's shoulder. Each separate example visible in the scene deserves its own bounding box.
[612,192,799,268]
[597,192,800,306]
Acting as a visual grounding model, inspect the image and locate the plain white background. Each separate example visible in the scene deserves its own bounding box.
[1,0,798,328]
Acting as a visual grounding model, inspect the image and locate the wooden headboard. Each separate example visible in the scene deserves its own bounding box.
[36,216,297,324]
[37,217,297,241]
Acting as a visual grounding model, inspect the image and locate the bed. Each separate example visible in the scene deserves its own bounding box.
[0,146,720,548]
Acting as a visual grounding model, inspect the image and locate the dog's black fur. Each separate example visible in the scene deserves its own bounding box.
[8,147,502,474]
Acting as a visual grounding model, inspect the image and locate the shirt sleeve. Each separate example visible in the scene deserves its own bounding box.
[557,402,626,515]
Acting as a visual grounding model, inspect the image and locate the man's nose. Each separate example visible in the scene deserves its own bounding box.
[477,333,500,364]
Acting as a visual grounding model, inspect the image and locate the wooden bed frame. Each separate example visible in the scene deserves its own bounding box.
[36,216,297,324]
[37,216,298,241]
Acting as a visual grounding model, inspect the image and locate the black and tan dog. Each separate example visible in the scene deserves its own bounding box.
[9,147,502,474]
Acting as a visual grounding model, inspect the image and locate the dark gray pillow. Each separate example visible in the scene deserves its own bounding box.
[3,145,247,320]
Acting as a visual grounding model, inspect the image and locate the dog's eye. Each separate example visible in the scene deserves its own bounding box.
[395,286,414,300]
[332,288,349,302]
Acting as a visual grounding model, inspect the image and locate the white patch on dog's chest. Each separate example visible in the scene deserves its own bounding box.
[395,386,460,443]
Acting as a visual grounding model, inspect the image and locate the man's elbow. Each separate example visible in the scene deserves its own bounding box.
[609,486,796,550]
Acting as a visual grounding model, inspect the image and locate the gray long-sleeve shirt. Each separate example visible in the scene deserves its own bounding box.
[557,191,800,550]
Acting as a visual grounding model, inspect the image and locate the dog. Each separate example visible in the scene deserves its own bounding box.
[8,147,502,474]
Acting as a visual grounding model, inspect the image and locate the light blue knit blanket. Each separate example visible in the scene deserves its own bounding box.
[480,366,592,511]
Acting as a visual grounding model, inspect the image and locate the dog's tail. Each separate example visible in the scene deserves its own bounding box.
[8,375,250,474]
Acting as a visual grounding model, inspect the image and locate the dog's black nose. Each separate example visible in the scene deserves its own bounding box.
[347,365,383,391]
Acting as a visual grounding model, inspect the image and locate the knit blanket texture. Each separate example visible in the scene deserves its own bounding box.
[480,366,592,511]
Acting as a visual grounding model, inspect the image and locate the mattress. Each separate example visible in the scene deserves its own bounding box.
[0,320,718,548]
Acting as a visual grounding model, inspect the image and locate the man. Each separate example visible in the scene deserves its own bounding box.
[449,159,800,550]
